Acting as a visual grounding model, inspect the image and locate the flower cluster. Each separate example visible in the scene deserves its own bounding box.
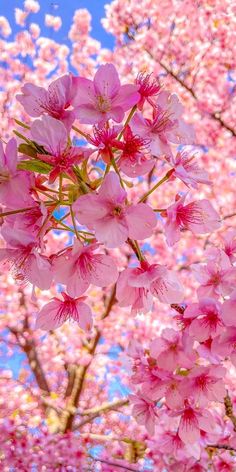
[1,62,235,469]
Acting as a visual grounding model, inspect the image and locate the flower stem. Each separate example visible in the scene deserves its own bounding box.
[139,169,174,203]
[72,125,89,140]
[118,105,137,140]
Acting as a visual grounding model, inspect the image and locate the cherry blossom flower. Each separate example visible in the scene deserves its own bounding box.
[180,365,226,405]
[73,172,156,248]
[72,63,140,126]
[169,149,211,189]
[135,72,161,110]
[150,328,194,371]
[88,125,122,163]
[17,74,78,130]
[116,260,184,313]
[130,91,195,158]
[0,138,32,208]
[184,298,224,342]
[178,402,216,444]
[222,229,236,262]
[31,115,90,183]
[221,290,236,327]
[212,328,236,367]
[35,292,93,331]
[130,393,158,435]
[192,249,236,299]
[116,125,154,177]
[164,194,221,246]
[53,240,118,297]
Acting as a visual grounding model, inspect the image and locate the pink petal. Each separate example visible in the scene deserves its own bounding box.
[98,172,126,203]
[89,254,119,287]
[16,83,48,117]
[35,300,64,330]
[94,63,120,98]
[71,77,96,106]
[73,193,107,229]
[112,84,140,110]
[94,215,128,247]
[75,301,93,331]
[31,115,68,155]
[179,412,200,444]
[150,269,184,303]
[125,203,156,240]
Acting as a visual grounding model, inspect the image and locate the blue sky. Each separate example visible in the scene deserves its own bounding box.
[0,0,114,48]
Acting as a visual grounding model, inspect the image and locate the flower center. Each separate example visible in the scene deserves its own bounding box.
[96,95,111,113]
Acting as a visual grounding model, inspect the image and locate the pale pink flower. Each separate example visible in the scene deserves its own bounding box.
[180,365,226,405]
[116,125,154,177]
[73,172,156,248]
[221,290,236,327]
[192,249,236,299]
[116,260,184,313]
[164,194,221,246]
[170,149,211,189]
[0,138,32,209]
[1,202,47,245]
[31,115,90,183]
[17,74,78,130]
[150,328,194,372]
[212,328,236,366]
[222,229,236,262]
[35,292,92,331]
[178,402,216,444]
[130,91,195,158]
[53,240,118,297]
[72,63,140,126]
[24,0,40,13]
[130,393,158,435]
[0,16,12,37]
[184,298,224,342]
[45,14,62,32]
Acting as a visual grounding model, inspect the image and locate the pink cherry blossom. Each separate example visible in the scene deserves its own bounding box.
[116,260,184,313]
[53,240,118,297]
[180,365,226,405]
[0,138,32,208]
[150,328,194,371]
[31,115,90,183]
[130,393,158,435]
[212,328,236,367]
[88,125,122,163]
[135,72,161,110]
[221,290,236,327]
[169,149,211,189]
[130,91,195,158]
[222,229,236,262]
[178,402,216,444]
[192,249,236,299]
[116,125,154,177]
[184,298,224,342]
[164,194,221,246]
[72,63,140,126]
[16,74,78,130]
[73,172,156,248]
[36,292,93,331]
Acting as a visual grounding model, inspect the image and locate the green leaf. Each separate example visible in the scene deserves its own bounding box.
[17,160,52,174]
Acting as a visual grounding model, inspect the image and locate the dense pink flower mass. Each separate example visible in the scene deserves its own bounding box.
[0,4,236,467]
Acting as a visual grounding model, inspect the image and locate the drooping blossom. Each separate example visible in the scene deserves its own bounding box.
[116,260,184,313]
[0,138,32,208]
[169,149,211,189]
[183,298,224,342]
[135,72,161,110]
[150,328,194,371]
[31,115,91,183]
[0,226,52,290]
[116,125,154,177]
[129,393,158,435]
[16,74,78,130]
[192,249,236,299]
[35,292,93,331]
[53,240,118,297]
[221,229,236,262]
[177,402,216,444]
[73,172,156,248]
[130,91,195,158]
[72,63,140,126]
[163,194,221,246]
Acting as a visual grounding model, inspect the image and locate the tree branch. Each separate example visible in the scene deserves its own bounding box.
[224,393,236,432]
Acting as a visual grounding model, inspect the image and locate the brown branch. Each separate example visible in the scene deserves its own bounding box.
[141,46,236,137]
[89,457,142,472]
[60,285,118,432]
[207,444,236,453]
[224,393,236,432]
[73,398,129,430]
